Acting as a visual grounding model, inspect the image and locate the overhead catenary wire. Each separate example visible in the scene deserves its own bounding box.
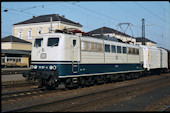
[2,2,169,49]
[111,2,166,30]
[135,2,169,24]
[69,2,124,23]
[2,6,36,16]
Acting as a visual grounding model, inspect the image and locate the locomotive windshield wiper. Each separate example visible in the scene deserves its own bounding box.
[51,43,58,47]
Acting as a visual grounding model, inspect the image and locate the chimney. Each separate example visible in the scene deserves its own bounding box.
[62,15,65,18]
[32,16,36,19]
[55,14,59,17]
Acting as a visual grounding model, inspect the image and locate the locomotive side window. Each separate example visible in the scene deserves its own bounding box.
[128,48,132,54]
[123,47,127,54]
[128,48,139,55]
[81,41,90,51]
[132,48,135,54]
[47,38,59,47]
[105,44,110,52]
[34,38,43,47]
[91,43,97,51]
[111,45,116,53]
[81,41,103,52]
[117,46,121,53]
[135,48,139,54]
[97,44,104,52]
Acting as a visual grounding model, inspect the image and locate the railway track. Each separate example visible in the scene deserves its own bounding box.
[1,87,46,100]
[161,105,170,112]
[3,74,170,112]
[2,81,38,88]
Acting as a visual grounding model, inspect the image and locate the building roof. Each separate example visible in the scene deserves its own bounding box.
[135,37,157,44]
[13,14,83,27]
[87,26,132,37]
[1,49,31,55]
[1,35,32,44]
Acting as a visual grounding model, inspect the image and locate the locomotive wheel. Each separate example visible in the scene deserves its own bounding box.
[96,75,105,84]
[80,77,85,88]
[110,74,119,82]
[84,77,92,87]
[105,75,113,83]
[134,73,140,79]
[126,73,132,80]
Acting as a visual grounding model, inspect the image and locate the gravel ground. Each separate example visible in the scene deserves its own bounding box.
[1,75,170,111]
[2,85,38,93]
[2,73,170,112]
[95,84,170,111]
[2,74,26,82]
[143,95,170,111]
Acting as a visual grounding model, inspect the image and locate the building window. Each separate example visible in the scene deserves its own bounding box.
[28,29,32,39]
[18,31,22,38]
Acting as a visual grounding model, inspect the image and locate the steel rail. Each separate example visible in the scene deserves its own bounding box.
[1,87,46,100]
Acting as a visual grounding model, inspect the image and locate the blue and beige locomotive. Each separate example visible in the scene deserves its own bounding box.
[23,29,168,89]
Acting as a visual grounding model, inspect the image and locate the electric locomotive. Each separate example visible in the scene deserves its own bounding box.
[23,29,168,89]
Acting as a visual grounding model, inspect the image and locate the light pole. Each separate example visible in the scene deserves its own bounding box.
[142,18,145,45]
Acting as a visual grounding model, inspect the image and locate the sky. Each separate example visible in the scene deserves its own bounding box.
[1,1,170,50]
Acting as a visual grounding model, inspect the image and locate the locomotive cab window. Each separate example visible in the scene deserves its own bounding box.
[73,40,76,47]
[34,38,43,47]
[48,38,59,47]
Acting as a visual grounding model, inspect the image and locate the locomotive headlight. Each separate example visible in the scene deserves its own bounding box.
[49,65,53,70]
[30,65,34,69]
[33,65,37,69]
[53,65,57,70]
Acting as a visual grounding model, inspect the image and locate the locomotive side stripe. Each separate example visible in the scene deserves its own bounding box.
[31,61,79,64]
[31,61,142,65]
[58,70,143,78]
[31,61,79,62]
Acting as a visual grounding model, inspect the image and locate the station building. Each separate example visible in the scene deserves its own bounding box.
[135,37,157,47]
[1,35,32,67]
[87,26,136,45]
[12,14,83,43]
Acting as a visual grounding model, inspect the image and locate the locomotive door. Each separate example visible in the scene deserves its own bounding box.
[71,37,80,73]
[160,49,162,68]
